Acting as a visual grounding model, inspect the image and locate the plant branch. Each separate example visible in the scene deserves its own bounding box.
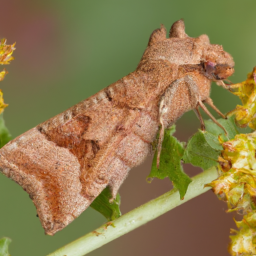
[47,167,218,256]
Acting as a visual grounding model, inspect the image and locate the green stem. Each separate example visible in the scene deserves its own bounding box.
[47,167,218,256]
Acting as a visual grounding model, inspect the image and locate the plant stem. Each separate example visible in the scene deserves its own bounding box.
[47,167,218,256]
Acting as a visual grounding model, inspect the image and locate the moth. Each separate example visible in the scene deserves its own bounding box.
[0,20,234,235]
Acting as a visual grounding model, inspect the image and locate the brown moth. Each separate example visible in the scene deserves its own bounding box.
[0,20,234,235]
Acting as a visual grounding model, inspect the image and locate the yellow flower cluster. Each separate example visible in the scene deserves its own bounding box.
[228,67,256,129]
[229,212,256,255]
[0,38,15,113]
[208,133,256,255]
[209,68,256,255]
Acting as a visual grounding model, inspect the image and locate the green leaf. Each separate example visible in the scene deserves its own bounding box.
[183,117,239,170]
[0,237,11,256]
[0,114,11,148]
[148,126,192,199]
[204,116,239,147]
[90,186,121,221]
[182,131,220,170]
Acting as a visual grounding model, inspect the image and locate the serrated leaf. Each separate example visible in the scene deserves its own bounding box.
[90,186,121,221]
[183,117,239,170]
[205,116,239,142]
[0,114,11,148]
[149,126,192,199]
[0,237,11,256]
[183,131,220,170]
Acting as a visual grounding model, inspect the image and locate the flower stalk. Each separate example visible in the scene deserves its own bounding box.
[47,167,218,256]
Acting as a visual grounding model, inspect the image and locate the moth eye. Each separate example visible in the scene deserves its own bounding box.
[204,61,216,73]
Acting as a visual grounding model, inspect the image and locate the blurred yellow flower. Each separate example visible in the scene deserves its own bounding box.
[0,90,8,114]
[0,39,15,65]
[0,69,8,82]
[0,38,15,114]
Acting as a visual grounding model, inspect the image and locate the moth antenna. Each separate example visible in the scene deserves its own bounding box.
[198,100,228,134]
[169,19,188,38]
[148,24,167,46]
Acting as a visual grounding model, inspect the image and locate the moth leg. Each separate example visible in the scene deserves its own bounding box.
[157,77,185,168]
[184,75,206,130]
[184,75,228,134]
[198,100,228,134]
[157,105,166,169]
[216,80,228,89]
[204,97,226,119]
[193,106,205,131]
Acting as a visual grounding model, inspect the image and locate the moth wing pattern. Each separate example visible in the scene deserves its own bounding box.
[0,73,159,235]
[0,19,235,235]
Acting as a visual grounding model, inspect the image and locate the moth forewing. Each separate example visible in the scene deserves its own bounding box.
[0,19,234,235]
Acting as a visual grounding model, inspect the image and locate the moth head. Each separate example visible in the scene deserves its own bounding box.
[139,19,235,80]
[169,21,235,81]
[201,44,235,81]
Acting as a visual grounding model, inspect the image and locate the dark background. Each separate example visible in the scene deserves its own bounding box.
[0,1,255,255]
